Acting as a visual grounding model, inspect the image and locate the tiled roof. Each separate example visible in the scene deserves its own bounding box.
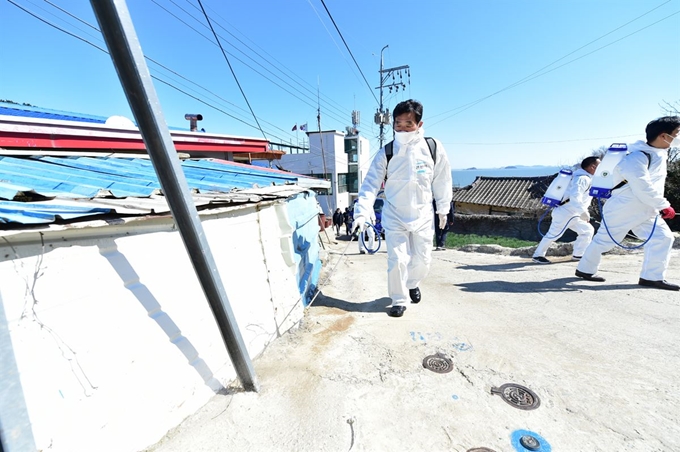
[451,175,556,210]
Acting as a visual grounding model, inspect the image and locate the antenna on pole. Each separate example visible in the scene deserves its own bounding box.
[374,45,410,149]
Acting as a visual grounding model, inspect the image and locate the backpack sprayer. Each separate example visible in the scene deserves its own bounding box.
[537,169,580,239]
[589,143,658,250]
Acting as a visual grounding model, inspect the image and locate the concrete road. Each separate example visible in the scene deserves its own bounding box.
[144,236,680,452]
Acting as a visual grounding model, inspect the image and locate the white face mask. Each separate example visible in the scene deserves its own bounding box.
[394,129,420,145]
[666,134,680,148]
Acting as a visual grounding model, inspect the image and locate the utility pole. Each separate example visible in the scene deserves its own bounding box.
[374,45,410,149]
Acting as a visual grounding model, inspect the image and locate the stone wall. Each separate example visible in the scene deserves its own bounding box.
[450,213,578,243]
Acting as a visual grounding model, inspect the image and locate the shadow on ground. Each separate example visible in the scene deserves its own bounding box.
[312,293,392,313]
[458,259,580,272]
[455,277,641,293]
[458,262,535,272]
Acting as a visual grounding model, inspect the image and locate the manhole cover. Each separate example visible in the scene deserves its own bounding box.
[490,383,540,410]
[467,448,497,452]
[519,434,541,450]
[422,353,453,373]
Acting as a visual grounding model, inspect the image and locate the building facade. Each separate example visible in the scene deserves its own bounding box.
[279,130,372,215]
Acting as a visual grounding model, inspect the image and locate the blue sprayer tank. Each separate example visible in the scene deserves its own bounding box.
[542,169,573,207]
[589,143,628,199]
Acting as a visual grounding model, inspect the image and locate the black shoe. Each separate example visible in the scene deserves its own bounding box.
[532,256,551,264]
[388,306,406,317]
[575,269,605,282]
[359,250,366,254]
[409,287,421,303]
[638,278,680,291]
[571,256,582,261]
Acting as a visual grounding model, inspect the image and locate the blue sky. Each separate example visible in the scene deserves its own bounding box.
[1,0,678,169]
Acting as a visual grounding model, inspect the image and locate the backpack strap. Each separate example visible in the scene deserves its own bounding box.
[384,137,437,181]
[425,137,437,162]
[385,140,394,165]
[612,151,652,191]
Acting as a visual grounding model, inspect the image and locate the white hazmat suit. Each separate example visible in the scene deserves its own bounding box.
[534,168,595,259]
[577,140,674,280]
[354,128,452,306]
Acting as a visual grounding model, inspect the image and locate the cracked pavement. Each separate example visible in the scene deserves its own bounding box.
[144,235,680,452]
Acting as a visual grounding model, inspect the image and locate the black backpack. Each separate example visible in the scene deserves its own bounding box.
[384,137,437,181]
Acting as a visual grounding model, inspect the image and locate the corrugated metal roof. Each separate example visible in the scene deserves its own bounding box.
[451,175,556,210]
[0,155,307,225]
[0,103,107,123]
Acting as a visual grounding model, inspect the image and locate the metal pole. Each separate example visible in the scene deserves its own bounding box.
[379,45,388,149]
[89,0,258,392]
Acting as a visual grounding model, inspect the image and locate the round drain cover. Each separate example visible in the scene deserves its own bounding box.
[490,383,540,410]
[422,354,453,373]
[467,448,497,452]
[519,434,541,450]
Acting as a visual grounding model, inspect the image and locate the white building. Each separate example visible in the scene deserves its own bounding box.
[279,130,372,215]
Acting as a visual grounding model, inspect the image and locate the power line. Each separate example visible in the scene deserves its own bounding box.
[6,0,296,142]
[14,0,349,137]
[318,0,379,105]
[195,0,267,140]
[178,0,352,119]
[8,0,108,52]
[151,0,351,125]
[12,0,320,141]
[429,2,678,126]
[42,0,98,31]
[145,56,294,137]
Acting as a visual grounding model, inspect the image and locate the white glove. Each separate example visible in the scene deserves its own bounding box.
[438,214,447,229]
[352,216,368,234]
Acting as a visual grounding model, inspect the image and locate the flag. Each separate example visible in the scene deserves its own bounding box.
[300,123,307,132]
[291,124,297,131]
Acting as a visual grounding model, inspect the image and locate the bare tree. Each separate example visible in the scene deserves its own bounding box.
[661,99,680,116]
[591,145,609,159]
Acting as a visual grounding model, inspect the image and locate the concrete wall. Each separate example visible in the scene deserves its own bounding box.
[0,192,320,452]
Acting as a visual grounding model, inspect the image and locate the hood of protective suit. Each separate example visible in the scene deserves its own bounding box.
[612,140,670,211]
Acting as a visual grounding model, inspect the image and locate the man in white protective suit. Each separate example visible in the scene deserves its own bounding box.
[575,116,680,290]
[353,99,452,317]
[532,156,601,264]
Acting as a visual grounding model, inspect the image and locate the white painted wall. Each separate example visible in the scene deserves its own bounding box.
[0,196,316,452]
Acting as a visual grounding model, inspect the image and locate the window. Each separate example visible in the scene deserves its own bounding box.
[306,173,332,195]
[339,172,359,193]
[344,139,358,153]
[337,173,348,193]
